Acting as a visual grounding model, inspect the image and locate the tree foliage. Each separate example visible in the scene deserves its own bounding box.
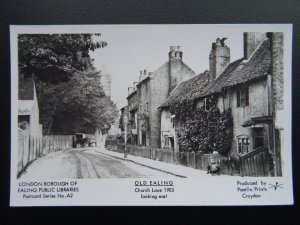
[18,33,117,135]
[18,33,107,82]
[169,97,233,155]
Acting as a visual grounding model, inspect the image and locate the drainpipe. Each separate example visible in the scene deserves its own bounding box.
[268,32,280,177]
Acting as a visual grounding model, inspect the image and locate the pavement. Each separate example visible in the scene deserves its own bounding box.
[94,147,220,178]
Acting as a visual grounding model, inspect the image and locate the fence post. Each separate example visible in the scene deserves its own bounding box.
[28,136,31,163]
[186,152,189,166]
[239,156,243,177]
[192,151,196,168]
[21,134,24,169]
[35,138,37,158]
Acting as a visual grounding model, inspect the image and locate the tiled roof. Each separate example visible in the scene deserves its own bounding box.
[201,58,244,97]
[159,70,210,108]
[223,39,271,88]
[160,38,271,108]
[19,78,34,100]
[127,89,137,99]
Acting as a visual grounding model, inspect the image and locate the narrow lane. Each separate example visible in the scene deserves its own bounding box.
[20,148,176,179]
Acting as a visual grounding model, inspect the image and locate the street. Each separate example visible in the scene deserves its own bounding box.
[20,148,177,179]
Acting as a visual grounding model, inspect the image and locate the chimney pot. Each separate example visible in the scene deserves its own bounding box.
[169,46,183,60]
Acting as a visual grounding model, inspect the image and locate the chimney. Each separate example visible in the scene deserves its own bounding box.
[169,46,183,60]
[139,69,148,81]
[209,38,230,80]
[139,70,144,81]
[128,87,134,95]
[244,32,267,60]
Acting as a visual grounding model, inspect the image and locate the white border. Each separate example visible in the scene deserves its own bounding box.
[10,24,293,206]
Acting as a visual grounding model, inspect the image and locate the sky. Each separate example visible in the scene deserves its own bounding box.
[89,25,245,108]
[88,25,259,108]
[11,24,290,109]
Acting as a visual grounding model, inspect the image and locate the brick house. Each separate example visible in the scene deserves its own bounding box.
[160,33,283,176]
[130,46,196,148]
[119,105,129,132]
[18,78,42,138]
[127,83,139,144]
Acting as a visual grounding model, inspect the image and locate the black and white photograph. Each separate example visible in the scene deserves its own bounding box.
[10,24,293,206]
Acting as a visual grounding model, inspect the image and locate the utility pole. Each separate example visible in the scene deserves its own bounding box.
[124,115,128,158]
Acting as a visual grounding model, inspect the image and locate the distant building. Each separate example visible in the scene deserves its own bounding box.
[127,83,138,144]
[100,65,111,98]
[128,46,196,148]
[18,78,42,138]
[119,106,130,133]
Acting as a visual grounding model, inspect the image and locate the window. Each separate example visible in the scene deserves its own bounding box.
[254,136,264,149]
[237,87,249,107]
[164,135,169,147]
[170,115,176,128]
[238,136,250,154]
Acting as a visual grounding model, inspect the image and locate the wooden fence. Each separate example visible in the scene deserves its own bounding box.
[104,139,271,176]
[239,146,271,177]
[42,135,73,154]
[104,140,237,175]
[17,131,73,176]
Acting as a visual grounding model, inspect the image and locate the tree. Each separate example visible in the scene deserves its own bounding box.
[38,69,118,134]
[18,33,117,134]
[18,33,107,82]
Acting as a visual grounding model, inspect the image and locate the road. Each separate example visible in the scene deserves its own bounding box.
[20,148,176,179]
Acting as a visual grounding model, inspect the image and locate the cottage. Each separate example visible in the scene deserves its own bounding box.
[160,32,283,176]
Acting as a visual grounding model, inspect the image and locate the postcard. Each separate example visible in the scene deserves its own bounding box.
[10,24,293,206]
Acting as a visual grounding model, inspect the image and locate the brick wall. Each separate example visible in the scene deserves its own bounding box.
[149,62,170,148]
[137,77,151,146]
[169,58,196,92]
[150,60,196,148]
